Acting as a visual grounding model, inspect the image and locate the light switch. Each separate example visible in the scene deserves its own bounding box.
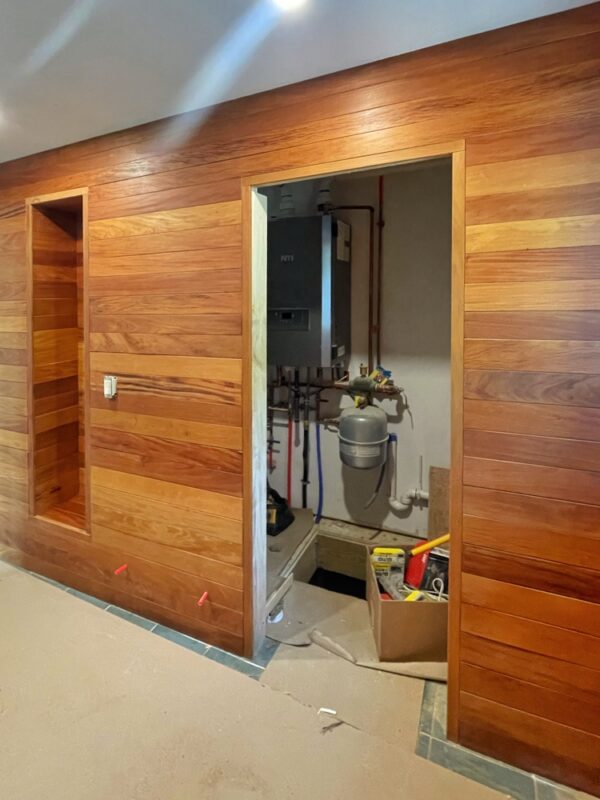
[103,375,118,399]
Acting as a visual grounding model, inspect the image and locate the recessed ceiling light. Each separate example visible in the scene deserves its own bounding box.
[273,0,308,12]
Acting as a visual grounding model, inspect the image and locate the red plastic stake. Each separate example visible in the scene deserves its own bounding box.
[114,563,128,576]
[197,591,209,607]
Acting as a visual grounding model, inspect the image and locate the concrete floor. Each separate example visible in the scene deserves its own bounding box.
[0,559,511,800]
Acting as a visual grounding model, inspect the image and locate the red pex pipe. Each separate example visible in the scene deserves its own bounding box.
[287,417,293,504]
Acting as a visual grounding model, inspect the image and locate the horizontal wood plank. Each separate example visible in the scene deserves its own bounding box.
[465,279,600,311]
[464,369,600,407]
[461,663,600,737]
[461,604,600,670]
[89,332,242,358]
[462,548,600,607]
[90,408,242,450]
[463,456,600,504]
[464,339,600,373]
[466,214,600,253]
[464,428,600,472]
[464,310,600,340]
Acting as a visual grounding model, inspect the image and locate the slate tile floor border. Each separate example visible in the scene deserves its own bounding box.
[24,569,596,800]
[27,570,279,677]
[417,680,596,800]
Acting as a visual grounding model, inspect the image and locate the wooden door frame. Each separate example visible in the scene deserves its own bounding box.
[241,139,465,737]
[25,187,90,534]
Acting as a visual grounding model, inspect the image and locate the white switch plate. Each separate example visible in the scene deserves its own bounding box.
[103,375,118,399]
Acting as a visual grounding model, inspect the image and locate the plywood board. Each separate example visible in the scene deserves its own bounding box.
[429,466,450,539]
[267,580,447,681]
[0,564,501,800]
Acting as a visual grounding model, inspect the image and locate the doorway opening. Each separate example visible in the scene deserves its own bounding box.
[29,191,87,533]
[246,145,462,661]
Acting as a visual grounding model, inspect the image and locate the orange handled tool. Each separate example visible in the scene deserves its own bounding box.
[410,534,449,557]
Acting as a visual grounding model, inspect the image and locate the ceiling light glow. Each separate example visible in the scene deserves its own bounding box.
[273,0,307,12]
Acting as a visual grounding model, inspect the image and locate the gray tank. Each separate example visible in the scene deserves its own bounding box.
[338,406,388,469]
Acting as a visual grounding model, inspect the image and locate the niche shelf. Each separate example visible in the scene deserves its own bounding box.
[29,192,87,533]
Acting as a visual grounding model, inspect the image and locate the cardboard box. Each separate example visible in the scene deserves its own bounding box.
[366,554,448,662]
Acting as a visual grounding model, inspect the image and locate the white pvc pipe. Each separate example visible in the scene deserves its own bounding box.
[388,436,429,512]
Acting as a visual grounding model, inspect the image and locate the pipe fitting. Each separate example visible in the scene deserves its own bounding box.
[387,434,429,513]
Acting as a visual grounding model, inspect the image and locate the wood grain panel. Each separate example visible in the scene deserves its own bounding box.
[463,512,599,570]
[4,545,243,652]
[90,439,242,497]
[90,313,241,335]
[462,548,600,607]
[90,408,242,450]
[463,485,600,539]
[90,291,241,316]
[88,177,241,221]
[91,466,242,521]
[1,7,599,783]
[91,483,241,546]
[464,428,600,472]
[89,247,240,277]
[89,200,241,239]
[89,224,241,257]
[92,522,241,586]
[89,332,242,358]
[89,370,242,417]
[461,604,600,670]
[464,369,600,407]
[463,456,600,505]
[459,692,600,793]
[88,268,240,297]
[466,181,600,225]
[466,115,600,166]
[466,214,600,253]
[466,148,600,196]
[464,398,600,441]
[29,197,85,527]
[461,663,600,737]
[465,279,600,311]
[460,632,600,702]
[464,339,600,372]
[464,310,600,340]
[90,352,241,382]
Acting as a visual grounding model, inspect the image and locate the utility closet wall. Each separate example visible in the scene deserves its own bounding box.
[0,6,598,792]
[268,162,451,536]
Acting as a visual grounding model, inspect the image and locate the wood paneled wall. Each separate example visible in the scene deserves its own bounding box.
[30,202,82,518]
[0,4,598,791]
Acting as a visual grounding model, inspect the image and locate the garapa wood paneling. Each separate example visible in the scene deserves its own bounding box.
[0,4,599,791]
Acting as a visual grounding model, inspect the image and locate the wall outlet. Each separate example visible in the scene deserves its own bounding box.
[103,375,118,399]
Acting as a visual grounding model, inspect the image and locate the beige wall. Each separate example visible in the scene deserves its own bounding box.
[268,160,452,535]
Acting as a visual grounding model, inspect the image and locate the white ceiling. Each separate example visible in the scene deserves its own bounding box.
[0,0,591,163]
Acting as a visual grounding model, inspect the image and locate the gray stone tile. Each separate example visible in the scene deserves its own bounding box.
[106,605,156,631]
[153,624,209,655]
[419,680,438,734]
[204,646,264,680]
[254,636,280,668]
[66,587,110,609]
[29,571,66,590]
[429,737,535,800]
[535,777,597,800]
[415,732,431,760]
[431,682,448,740]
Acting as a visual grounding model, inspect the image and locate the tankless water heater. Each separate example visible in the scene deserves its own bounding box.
[267,215,351,368]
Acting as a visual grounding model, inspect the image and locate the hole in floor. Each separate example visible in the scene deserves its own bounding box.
[308,567,366,600]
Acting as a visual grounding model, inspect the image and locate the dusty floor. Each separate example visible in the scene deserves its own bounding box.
[0,559,510,800]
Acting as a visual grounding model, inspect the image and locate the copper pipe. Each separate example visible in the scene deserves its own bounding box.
[376,176,385,366]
